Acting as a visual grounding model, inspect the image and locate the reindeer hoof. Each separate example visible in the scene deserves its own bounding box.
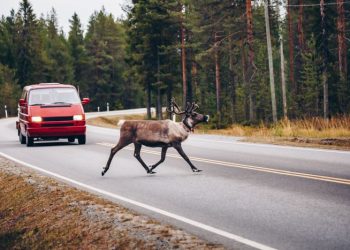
[193,169,202,173]
[102,167,106,176]
[147,170,157,174]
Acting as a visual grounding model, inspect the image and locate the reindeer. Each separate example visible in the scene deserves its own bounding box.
[101,99,209,176]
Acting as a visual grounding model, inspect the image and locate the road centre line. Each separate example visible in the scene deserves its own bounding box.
[189,138,350,155]
[0,151,276,250]
[97,142,350,186]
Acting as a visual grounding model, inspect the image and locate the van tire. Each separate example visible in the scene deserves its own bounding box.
[26,136,34,147]
[19,131,26,144]
[78,135,86,145]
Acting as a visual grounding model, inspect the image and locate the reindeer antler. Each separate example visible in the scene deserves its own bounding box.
[186,102,199,113]
[167,98,200,115]
[192,103,199,112]
[166,98,186,115]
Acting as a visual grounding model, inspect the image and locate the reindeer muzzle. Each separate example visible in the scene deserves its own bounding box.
[204,115,210,123]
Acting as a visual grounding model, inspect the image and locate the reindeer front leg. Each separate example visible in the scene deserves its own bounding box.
[173,143,202,172]
[148,146,168,174]
[133,143,152,173]
[102,140,128,176]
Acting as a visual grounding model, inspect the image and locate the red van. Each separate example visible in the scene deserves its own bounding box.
[16,83,90,146]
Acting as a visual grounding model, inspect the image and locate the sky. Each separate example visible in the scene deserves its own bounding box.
[0,0,129,35]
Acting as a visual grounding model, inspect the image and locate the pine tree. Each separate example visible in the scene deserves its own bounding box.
[68,13,86,88]
[15,0,41,86]
[45,8,73,83]
[84,9,127,111]
[0,64,21,117]
[298,35,320,116]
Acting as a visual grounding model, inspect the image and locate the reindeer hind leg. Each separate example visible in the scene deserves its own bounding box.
[173,143,202,173]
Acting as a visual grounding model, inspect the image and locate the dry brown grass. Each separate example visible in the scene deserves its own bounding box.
[201,116,350,138]
[87,114,146,129]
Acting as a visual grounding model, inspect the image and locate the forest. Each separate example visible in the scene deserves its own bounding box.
[0,0,349,128]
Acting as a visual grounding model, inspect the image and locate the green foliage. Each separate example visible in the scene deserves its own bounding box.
[82,9,128,111]
[0,0,348,122]
[0,64,21,117]
[298,35,320,116]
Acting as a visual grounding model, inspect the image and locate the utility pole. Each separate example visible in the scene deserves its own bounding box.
[264,0,277,122]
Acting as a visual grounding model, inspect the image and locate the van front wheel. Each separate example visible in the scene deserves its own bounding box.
[26,136,34,147]
[78,135,86,145]
[19,130,26,144]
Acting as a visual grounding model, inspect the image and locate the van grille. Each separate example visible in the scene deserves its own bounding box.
[43,116,73,121]
[42,123,73,127]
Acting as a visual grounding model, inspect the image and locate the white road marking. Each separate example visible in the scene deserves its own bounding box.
[0,151,276,250]
[97,142,350,185]
[88,123,350,155]
[190,138,350,155]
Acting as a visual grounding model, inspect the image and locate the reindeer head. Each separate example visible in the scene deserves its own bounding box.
[167,98,209,131]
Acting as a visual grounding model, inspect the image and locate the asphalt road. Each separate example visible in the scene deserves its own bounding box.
[1,111,350,250]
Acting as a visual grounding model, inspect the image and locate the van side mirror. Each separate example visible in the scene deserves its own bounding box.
[19,99,27,106]
[82,98,90,105]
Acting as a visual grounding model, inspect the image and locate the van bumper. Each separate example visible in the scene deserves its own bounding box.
[27,126,86,138]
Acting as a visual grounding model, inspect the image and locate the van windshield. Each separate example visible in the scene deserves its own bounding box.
[28,88,80,106]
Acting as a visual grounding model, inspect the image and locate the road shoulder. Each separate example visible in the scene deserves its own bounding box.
[0,156,223,249]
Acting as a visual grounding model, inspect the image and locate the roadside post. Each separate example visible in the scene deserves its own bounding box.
[4,105,8,118]
[107,102,109,112]
[97,106,100,112]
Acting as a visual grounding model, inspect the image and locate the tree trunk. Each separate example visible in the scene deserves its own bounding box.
[337,0,347,79]
[280,34,288,119]
[241,37,249,121]
[287,0,296,99]
[191,61,199,99]
[229,36,236,123]
[246,0,256,122]
[156,47,162,120]
[156,87,162,120]
[214,32,221,123]
[264,1,277,123]
[297,0,305,51]
[320,0,328,119]
[181,20,187,109]
[147,82,151,119]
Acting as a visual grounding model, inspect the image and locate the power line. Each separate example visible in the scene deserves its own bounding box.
[269,1,350,8]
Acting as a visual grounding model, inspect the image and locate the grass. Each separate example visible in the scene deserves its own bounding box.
[86,114,146,128]
[200,116,350,138]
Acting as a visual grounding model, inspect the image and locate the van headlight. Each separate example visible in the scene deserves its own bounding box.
[31,116,42,122]
[73,115,83,121]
